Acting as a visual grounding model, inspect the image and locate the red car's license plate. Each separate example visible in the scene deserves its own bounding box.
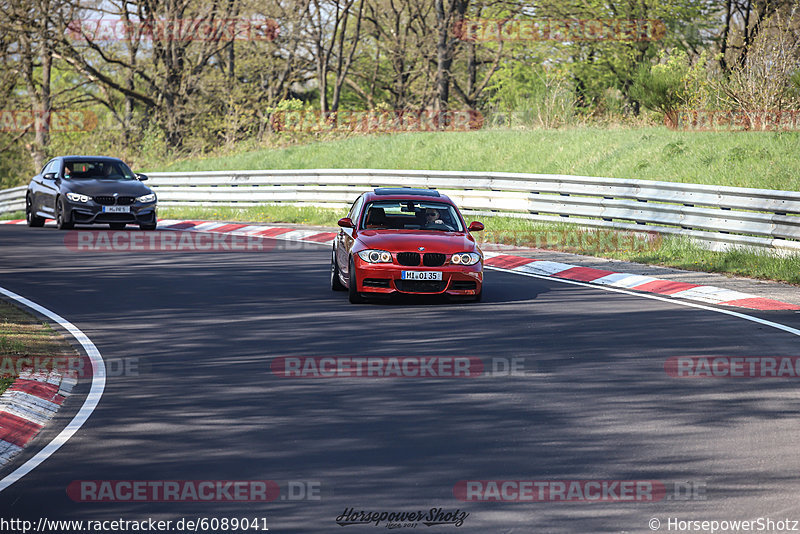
[401,271,443,280]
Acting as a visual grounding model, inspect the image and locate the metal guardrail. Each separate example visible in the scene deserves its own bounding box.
[0,185,26,215]
[2,170,799,253]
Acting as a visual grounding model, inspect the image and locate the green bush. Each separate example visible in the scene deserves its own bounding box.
[631,51,688,123]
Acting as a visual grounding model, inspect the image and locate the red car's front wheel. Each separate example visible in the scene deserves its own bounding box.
[348,256,365,304]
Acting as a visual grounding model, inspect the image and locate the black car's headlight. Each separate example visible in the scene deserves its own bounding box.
[450,252,481,265]
[66,192,89,203]
[136,193,156,203]
[357,249,392,263]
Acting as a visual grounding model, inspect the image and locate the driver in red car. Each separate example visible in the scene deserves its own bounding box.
[424,208,443,226]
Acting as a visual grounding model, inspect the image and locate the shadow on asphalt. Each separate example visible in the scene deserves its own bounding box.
[1,231,799,532]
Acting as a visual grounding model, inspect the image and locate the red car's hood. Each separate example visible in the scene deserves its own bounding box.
[357,230,479,254]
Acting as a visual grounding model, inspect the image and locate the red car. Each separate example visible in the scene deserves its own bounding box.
[331,188,484,303]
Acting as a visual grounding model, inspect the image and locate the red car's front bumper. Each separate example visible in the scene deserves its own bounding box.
[353,257,482,297]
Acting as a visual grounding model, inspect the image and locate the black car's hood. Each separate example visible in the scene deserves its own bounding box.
[62,178,151,196]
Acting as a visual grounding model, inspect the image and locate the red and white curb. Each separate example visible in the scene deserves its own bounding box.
[0,370,76,466]
[3,218,798,311]
[0,286,104,493]
[481,253,800,311]
[157,219,339,245]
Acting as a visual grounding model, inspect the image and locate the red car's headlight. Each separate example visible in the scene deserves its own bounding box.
[357,249,393,263]
[450,252,481,266]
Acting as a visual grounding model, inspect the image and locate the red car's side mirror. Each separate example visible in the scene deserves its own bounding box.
[468,221,484,232]
[338,217,355,228]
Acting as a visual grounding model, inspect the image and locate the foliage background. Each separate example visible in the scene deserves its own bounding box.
[0,0,798,188]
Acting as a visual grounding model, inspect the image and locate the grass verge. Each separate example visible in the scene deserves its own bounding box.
[160,205,339,227]
[0,211,24,221]
[0,298,78,395]
[157,127,800,191]
[158,205,800,285]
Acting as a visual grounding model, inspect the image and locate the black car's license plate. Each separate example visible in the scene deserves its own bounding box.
[103,206,130,213]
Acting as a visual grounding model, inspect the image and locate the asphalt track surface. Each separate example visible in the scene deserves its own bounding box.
[1,224,800,533]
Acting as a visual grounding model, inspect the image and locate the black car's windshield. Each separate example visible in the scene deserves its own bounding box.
[63,161,136,180]
[361,200,463,232]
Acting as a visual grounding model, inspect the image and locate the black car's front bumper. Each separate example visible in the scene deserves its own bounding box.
[65,200,157,225]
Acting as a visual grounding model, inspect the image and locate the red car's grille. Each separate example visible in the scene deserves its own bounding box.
[395,280,447,293]
[396,252,421,266]
[396,252,446,266]
[422,253,446,266]
[363,278,391,288]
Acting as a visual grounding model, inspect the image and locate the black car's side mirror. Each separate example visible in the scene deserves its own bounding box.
[136,173,149,181]
[43,172,56,180]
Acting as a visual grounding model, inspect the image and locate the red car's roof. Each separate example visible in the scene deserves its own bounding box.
[361,191,455,204]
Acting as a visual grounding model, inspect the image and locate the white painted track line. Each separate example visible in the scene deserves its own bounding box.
[0,286,105,493]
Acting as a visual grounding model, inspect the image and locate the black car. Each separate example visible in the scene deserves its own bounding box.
[26,156,157,230]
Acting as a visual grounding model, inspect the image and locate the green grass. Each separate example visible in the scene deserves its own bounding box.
[0,299,78,395]
[157,127,800,191]
[158,205,800,285]
[160,205,340,226]
[619,236,800,284]
[1,210,23,220]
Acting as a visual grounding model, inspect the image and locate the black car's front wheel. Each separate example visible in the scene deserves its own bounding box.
[55,197,74,230]
[26,195,45,227]
[348,256,365,303]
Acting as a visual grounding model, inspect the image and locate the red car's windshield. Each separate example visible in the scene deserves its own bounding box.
[361,200,463,232]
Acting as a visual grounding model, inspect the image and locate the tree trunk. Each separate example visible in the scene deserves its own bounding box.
[434,0,468,111]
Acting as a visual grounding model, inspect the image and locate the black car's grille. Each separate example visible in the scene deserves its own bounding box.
[72,211,94,222]
[95,213,136,222]
[93,195,136,205]
[397,252,421,266]
[395,280,447,293]
[423,253,446,267]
